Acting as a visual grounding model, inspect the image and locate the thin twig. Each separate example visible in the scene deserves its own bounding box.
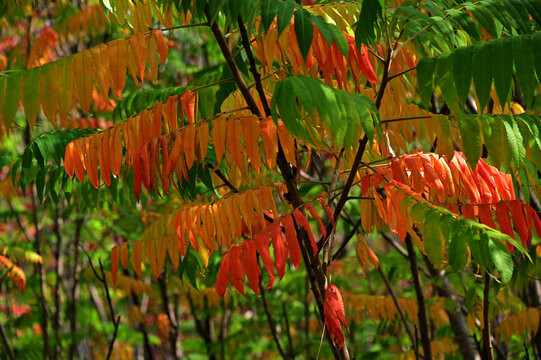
[483,273,494,360]
[377,263,418,358]
[387,66,417,81]
[282,303,294,358]
[259,281,288,360]
[0,306,15,360]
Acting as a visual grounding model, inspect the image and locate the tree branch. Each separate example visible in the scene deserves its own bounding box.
[405,234,432,360]
[483,273,494,360]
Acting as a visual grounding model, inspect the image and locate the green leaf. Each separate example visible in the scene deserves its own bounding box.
[276,0,295,35]
[21,67,41,128]
[448,227,468,271]
[294,8,313,61]
[491,38,513,108]
[488,238,513,284]
[500,114,525,167]
[533,33,541,86]
[416,57,436,108]
[261,0,278,33]
[472,41,492,113]
[457,114,482,168]
[272,76,378,150]
[355,0,382,46]
[436,53,458,112]
[3,72,22,128]
[478,115,505,168]
[424,212,444,269]
[512,35,535,106]
[452,46,473,106]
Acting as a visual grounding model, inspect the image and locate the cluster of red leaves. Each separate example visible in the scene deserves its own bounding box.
[361,151,541,251]
[324,284,348,348]
[215,199,333,296]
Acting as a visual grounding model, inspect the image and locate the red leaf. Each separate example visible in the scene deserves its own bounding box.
[509,200,529,247]
[358,44,377,84]
[282,215,301,269]
[324,284,348,348]
[305,203,326,238]
[229,246,245,295]
[477,204,496,229]
[526,205,541,239]
[317,195,335,228]
[495,202,515,252]
[293,209,317,257]
[215,254,230,296]
[241,240,260,294]
[268,223,287,280]
[360,174,371,196]
[254,232,275,288]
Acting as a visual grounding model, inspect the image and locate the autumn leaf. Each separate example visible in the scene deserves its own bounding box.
[324,284,348,348]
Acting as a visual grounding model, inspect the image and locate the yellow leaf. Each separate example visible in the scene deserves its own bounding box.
[39,62,58,125]
[108,39,129,99]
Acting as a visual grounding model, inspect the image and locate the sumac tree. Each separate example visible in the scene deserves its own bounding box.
[1,0,541,359]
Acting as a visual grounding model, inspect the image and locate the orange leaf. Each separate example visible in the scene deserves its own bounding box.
[181,89,196,125]
[73,50,94,112]
[282,215,301,269]
[100,130,112,186]
[120,242,129,270]
[108,39,129,99]
[153,30,169,65]
[212,115,227,166]
[167,235,180,271]
[197,122,209,163]
[183,124,196,169]
[227,118,243,169]
[90,46,111,101]
[241,116,261,172]
[73,141,86,182]
[131,241,143,279]
[111,125,123,177]
[277,120,296,165]
[128,32,148,84]
[111,245,119,285]
[260,117,278,169]
[64,142,75,177]
[164,95,178,131]
[173,211,186,255]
